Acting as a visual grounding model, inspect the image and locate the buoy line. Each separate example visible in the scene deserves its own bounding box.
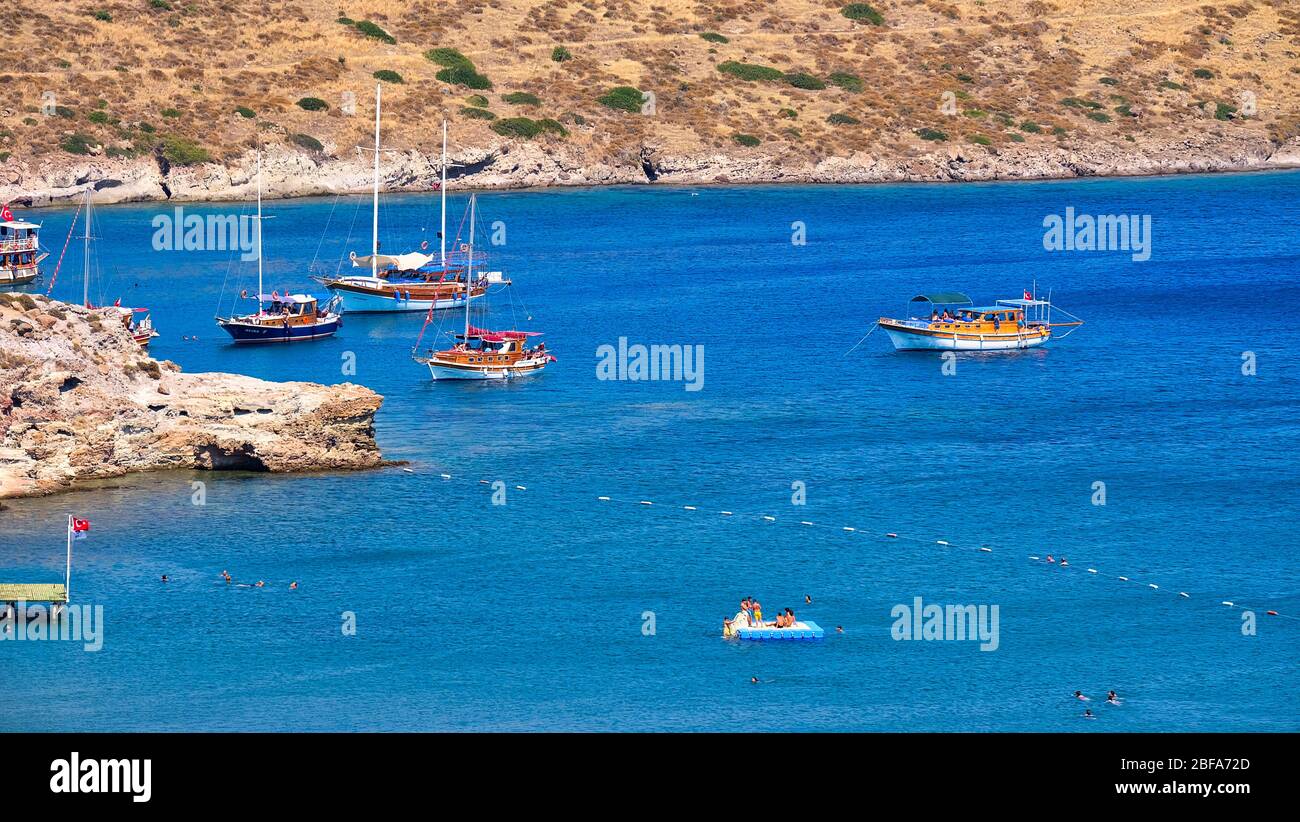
[408,469,1296,622]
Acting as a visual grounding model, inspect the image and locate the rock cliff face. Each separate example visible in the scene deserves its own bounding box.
[4,130,1297,208]
[0,294,383,499]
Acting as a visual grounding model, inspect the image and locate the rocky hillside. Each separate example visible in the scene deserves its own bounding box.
[0,293,383,498]
[3,1,1300,203]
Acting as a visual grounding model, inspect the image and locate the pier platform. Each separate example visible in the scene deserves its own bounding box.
[0,583,68,603]
[733,620,825,641]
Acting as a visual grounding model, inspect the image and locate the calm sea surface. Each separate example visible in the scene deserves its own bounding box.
[2,171,1297,731]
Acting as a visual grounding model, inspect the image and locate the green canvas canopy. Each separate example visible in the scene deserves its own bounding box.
[909,292,973,306]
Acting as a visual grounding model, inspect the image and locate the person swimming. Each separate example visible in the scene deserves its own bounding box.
[1106,690,1120,704]
[161,575,169,583]
[289,581,298,590]
[836,626,844,633]
[1074,690,1089,701]
[804,594,812,604]
[750,676,759,684]
[1083,708,1095,719]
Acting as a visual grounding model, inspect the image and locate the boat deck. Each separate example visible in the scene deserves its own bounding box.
[734,620,825,640]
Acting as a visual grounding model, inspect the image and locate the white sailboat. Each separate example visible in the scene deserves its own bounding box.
[314,85,491,312]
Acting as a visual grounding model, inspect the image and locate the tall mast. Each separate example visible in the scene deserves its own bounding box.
[440,119,448,268]
[82,190,91,308]
[256,149,263,312]
[464,194,475,338]
[371,83,381,279]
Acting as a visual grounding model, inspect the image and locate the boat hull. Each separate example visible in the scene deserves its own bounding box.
[0,270,39,285]
[423,357,549,381]
[217,316,341,343]
[322,278,482,313]
[881,321,1050,351]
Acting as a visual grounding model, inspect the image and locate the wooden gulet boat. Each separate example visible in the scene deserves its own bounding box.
[877,290,1082,351]
[0,203,46,286]
[314,86,493,313]
[216,151,341,343]
[411,194,553,381]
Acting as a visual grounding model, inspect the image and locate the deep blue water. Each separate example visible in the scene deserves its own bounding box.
[2,172,1298,731]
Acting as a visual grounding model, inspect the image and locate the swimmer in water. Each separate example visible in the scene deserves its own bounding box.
[836,625,844,633]
[1059,557,1068,566]
[804,594,812,604]
[1046,554,1055,563]
[161,575,169,583]
[255,580,265,588]
[1074,690,1089,701]
[289,581,298,590]
[1106,690,1120,704]
[1083,708,1094,719]
[750,676,759,684]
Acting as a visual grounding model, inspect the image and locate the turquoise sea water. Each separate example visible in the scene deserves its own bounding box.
[2,172,1297,731]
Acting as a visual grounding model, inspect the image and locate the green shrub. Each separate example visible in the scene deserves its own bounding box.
[1009,133,1026,142]
[503,91,541,106]
[1098,76,1119,86]
[1060,97,1101,109]
[150,0,172,9]
[159,134,209,165]
[297,97,329,111]
[827,112,860,125]
[490,117,567,139]
[1019,121,1041,133]
[87,110,112,124]
[61,133,95,155]
[1115,104,1136,117]
[337,16,354,25]
[964,108,986,118]
[700,32,729,44]
[840,4,884,24]
[916,127,948,141]
[551,45,572,62]
[1158,80,1186,91]
[717,61,784,82]
[956,73,973,83]
[784,72,825,90]
[426,48,472,68]
[1193,68,1214,79]
[235,106,255,119]
[373,69,404,84]
[54,105,76,119]
[460,106,496,120]
[1086,111,1111,123]
[828,72,864,93]
[436,64,492,90]
[733,133,760,146]
[597,86,645,113]
[777,108,798,119]
[92,10,112,21]
[291,133,324,152]
[1052,125,1067,136]
[353,20,395,44]
[1214,102,1236,120]
[969,134,992,146]
[466,95,490,108]
[160,107,180,118]
[138,122,155,133]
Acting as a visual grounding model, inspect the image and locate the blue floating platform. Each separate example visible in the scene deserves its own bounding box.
[733,620,825,641]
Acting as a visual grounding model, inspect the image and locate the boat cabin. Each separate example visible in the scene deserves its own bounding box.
[443,328,545,364]
[1,219,43,282]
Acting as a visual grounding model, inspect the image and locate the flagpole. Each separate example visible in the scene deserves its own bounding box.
[65,514,72,602]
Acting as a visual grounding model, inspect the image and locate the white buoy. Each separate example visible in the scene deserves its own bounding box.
[843,527,856,532]
[936,540,949,546]
[1087,568,1097,574]
[1148,584,1159,590]
[1222,601,1234,606]
[639,500,653,506]
[1179,592,1189,598]
[683,505,697,511]
[801,521,814,526]
[479,480,489,484]
[1118,576,1129,582]
[762,516,775,522]
[597,496,610,501]
[979,547,991,553]
[440,473,452,480]
[720,511,733,516]
[1029,555,1040,560]
[402,468,414,473]
[515,485,526,491]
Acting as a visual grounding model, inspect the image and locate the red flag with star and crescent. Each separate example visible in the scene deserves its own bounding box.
[1,204,12,222]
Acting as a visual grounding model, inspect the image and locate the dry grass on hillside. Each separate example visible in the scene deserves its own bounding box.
[1,1,1297,168]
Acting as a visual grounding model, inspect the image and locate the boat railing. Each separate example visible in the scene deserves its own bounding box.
[0,238,38,252]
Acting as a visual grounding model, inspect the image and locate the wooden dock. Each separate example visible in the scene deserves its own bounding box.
[0,583,68,603]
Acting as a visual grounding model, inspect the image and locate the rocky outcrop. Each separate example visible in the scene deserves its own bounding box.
[0,294,383,499]
[2,129,1297,208]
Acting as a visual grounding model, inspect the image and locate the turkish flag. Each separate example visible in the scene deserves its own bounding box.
[1023,289,1032,300]
[0,204,12,221]
[72,518,90,532]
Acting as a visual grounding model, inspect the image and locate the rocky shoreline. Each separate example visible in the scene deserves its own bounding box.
[3,129,1298,207]
[0,294,384,499]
